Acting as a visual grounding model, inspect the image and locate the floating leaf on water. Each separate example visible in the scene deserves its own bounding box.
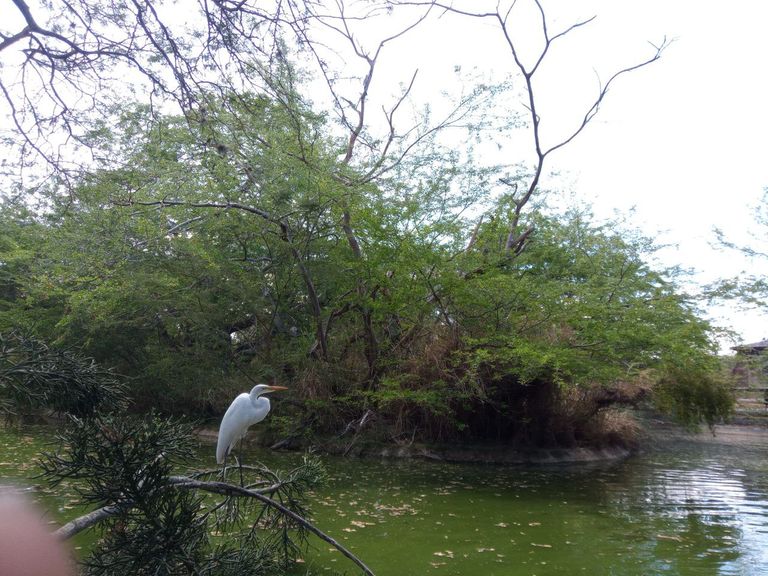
[476,547,495,553]
[531,543,552,548]
[374,502,417,516]
[495,522,508,528]
[529,521,541,526]
[656,534,684,542]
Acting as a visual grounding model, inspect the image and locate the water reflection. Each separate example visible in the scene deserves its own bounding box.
[300,435,768,575]
[603,444,768,576]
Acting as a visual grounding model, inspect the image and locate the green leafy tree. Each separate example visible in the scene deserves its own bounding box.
[710,188,768,308]
[361,204,732,444]
[2,96,731,445]
[0,2,728,446]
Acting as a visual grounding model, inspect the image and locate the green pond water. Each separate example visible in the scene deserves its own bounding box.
[2,425,768,575]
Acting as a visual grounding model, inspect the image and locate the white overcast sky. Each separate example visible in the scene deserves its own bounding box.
[539,0,768,348]
[349,0,768,348]
[551,1,768,348]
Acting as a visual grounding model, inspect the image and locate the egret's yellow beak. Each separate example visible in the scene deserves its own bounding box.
[267,385,288,392]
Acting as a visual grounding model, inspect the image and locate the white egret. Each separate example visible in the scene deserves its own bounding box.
[216,384,288,465]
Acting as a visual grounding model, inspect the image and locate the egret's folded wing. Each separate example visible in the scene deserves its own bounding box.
[216,394,249,464]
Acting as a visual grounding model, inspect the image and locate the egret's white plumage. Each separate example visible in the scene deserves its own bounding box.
[216,384,287,464]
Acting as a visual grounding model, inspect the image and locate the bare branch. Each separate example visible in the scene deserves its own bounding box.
[541,38,669,158]
[385,1,666,254]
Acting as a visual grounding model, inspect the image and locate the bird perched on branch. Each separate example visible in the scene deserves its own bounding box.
[216,384,288,465]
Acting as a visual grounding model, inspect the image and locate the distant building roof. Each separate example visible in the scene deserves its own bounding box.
[732,338,768,353]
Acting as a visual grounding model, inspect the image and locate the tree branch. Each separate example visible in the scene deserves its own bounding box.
[53,503,126,540]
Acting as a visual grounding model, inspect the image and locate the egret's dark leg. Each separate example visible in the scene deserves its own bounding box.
[220,452,228,480]
[237,438,245,487]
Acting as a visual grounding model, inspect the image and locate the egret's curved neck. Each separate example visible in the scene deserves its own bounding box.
[250,389,270,405]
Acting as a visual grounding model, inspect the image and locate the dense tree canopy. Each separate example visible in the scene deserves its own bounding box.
[0,93,731,442]
[1,0,731,445]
